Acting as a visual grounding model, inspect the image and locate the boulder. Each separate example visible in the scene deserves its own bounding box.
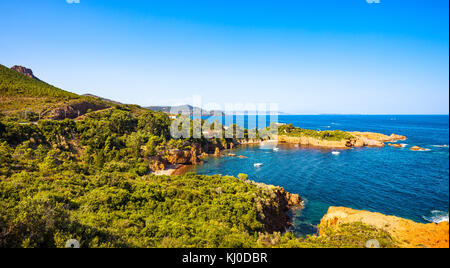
[410,146,429,151]
[389,143,404,148]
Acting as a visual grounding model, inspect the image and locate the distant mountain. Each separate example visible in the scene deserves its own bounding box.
[146,105,224,116]
[11,65,41,81]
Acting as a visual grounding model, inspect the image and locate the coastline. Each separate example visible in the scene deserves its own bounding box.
[154,130,450,248]
[159,130,408,177]
[151,164,191,176]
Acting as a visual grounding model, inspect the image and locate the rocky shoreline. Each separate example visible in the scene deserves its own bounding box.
[278,132,406,148]
[251,183,304,232]
[149,130,407,175]
[146,130,449,248]
[320,206,449,248]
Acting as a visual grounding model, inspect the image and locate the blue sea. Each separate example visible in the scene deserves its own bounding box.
[194,115,449,235]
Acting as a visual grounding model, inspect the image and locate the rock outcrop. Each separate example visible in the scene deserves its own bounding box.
[151,141,233,172]
[275,132,406,149]
[389,143,405,148]
[254,184,304,233]
[11,65,41,81]
[149,155,169,171]
[320,206,449,248]
[166,149,194,165]
[45,100,109,120]
[278,135,350,148]
[410,146,429,151]
[350,132,406,142]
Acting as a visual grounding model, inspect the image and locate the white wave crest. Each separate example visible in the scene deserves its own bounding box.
[423,210,449,223]
[432,145,449,148]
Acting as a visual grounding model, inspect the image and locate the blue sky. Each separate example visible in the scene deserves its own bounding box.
[0,0,448,114]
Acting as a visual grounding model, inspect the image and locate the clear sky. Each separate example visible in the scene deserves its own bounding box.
[0,0,448,114]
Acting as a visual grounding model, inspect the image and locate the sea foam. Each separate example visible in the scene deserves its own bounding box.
[432,145,449,148]
[423,210,449,223]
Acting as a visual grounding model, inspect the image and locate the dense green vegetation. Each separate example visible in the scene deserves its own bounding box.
[0,172,266,248]
[0,171,396,248]
[0,108,396,248]
[279,123,355,141]
[0,110,396,248]
[0,67,396,248]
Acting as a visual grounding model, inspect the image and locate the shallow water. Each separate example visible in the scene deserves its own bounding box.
[194,115,449,235]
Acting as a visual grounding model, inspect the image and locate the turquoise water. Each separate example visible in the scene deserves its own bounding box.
[194,115,449,235]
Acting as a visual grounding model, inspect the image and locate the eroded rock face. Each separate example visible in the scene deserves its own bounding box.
[274,131,406,149]
[277,135,350,148]
[254,184,304,233]
[166,149,192,165]
[320,206,449,248]
[350,132,407,143]
[46,101,109,120]
[149,155,169,171]
[11,65,41,81]
[189,144,201,164]
[164,143,208,166]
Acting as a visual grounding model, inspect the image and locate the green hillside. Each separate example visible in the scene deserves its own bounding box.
[0,64,79,98]
[0,64,115,121]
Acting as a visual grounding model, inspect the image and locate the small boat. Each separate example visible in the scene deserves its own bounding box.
[273,147,280,152]
[254,163,263,167]
[331,151,340,155]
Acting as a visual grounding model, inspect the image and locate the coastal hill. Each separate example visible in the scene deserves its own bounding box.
[0,64,109,120]
[1,64,78,99]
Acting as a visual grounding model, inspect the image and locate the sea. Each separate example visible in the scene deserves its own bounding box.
[192,115,449,236]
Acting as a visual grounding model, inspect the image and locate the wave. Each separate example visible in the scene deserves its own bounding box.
[432,145,449,148]
[423,210,449,223]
